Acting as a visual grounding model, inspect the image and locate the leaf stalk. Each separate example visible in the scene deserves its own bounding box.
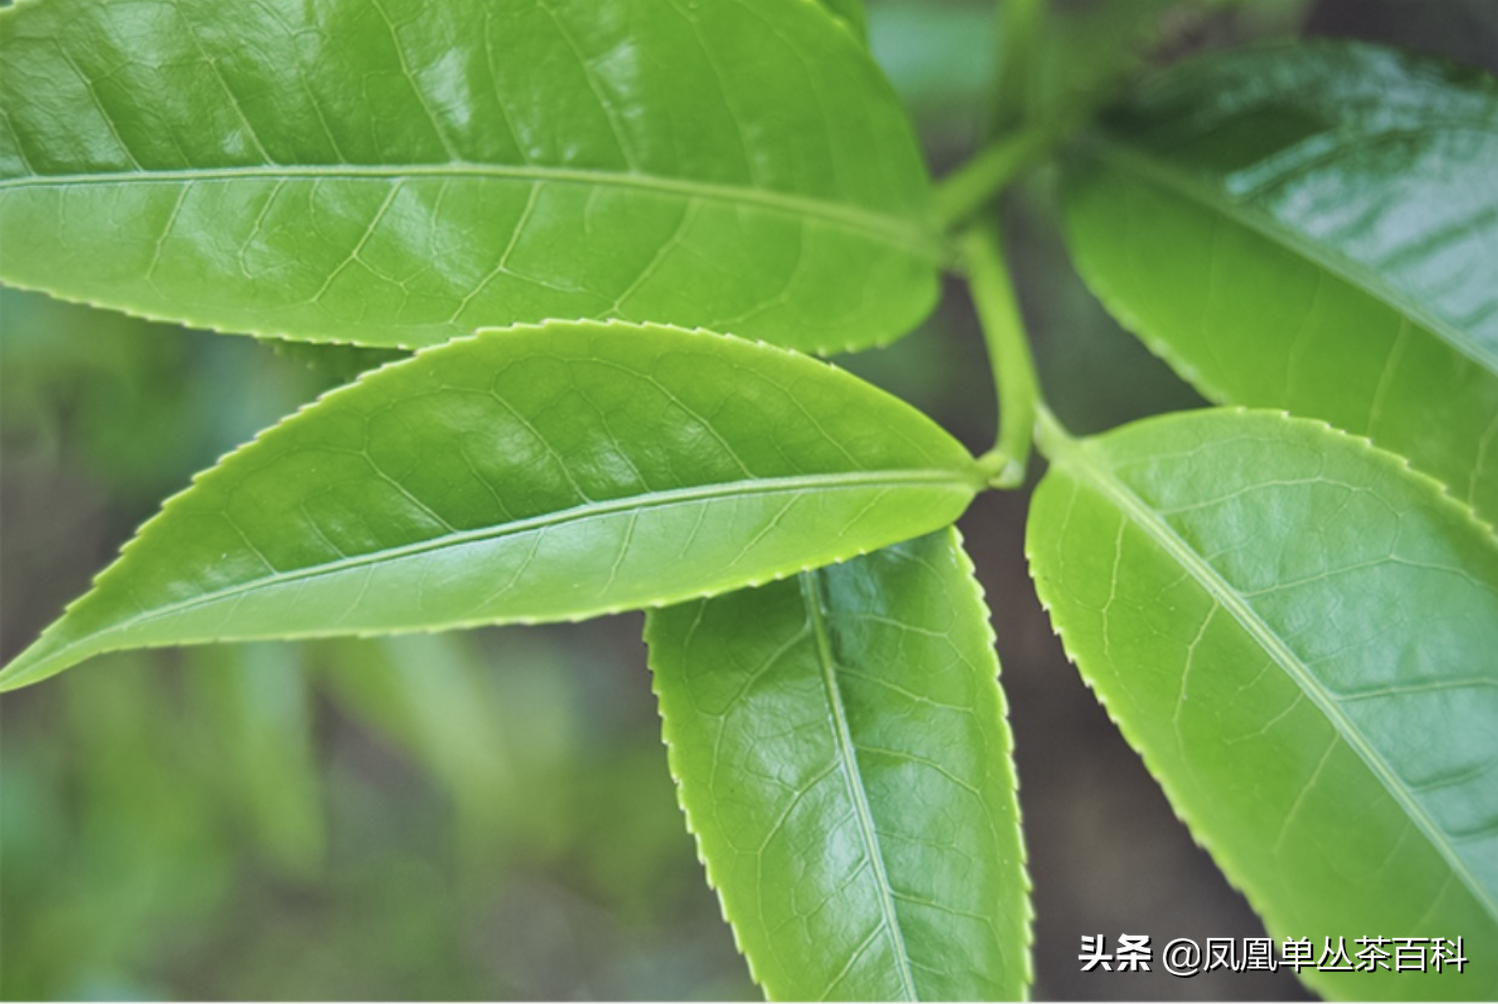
[989,0,1046,136]
[1032,401,1075,462]
[934,115,1074,233]
[961,221,1042,488]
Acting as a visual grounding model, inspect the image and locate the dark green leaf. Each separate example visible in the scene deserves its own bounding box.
[0,0,937,352]
[647,528,1030,1000]
[0,320,982,691]
[1028,407,1498,1001]
[1062,41,1498,523]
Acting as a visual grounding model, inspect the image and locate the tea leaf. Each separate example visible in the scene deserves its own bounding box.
[1029,408,1498,1001]
[648,528,1030,1000]
[1,320,981,691]
[0,0,936,352]
[1063,41,1498,523]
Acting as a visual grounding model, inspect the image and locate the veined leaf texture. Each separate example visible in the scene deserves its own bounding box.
[1029,409,1498,1001]
[3,5,1496,999]
[0,0,939,352]
[1062,42,1498,524]
[0,321,983,690]
[648,529,1030,1001]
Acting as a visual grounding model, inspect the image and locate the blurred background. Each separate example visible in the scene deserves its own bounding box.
[3,1,1495,999]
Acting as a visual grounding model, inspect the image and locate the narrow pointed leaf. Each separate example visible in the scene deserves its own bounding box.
[0,0,937,352]
[647,528,1031,1001]
[1061,41,1498,522]
[1028,408,1498,1001]
[0,320,982,692]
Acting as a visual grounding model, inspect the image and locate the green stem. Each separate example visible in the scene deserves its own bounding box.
[933,116,1072,233]
[960,221,1040,489]
[1032,402,1076,462]
[990,0,1045,135]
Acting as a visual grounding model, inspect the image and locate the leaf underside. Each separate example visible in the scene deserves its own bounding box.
[1028,408,1498,1001]
[648,528,1030,1001]
[1062,41,1498,524]
[0,0,938,352]
[0,320,982,692]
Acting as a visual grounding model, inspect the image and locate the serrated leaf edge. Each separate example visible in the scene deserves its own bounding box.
[1025,405,1498,995]
[644,525,1036,1000]
[0,320,983,691]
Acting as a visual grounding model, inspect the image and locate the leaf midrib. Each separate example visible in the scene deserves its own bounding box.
[0,162,940,256]
[10,469,973,685]
[1087,136,1498,374]
[801,571,920,1001]
[1051,429,1498,921]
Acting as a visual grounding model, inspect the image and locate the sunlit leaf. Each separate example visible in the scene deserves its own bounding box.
[1062,41,1498,523]
[0,0,937,352]
[1,320,982,691]
[647,528,1030,1000]
[1028,407,1498,1001]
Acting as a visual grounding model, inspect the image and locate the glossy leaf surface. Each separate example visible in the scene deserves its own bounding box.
[647,528,1029,1000]
[1028,408,1498,1000]
[0,0,937,352]
[1,320,982,691]
[1062,42,1498,522]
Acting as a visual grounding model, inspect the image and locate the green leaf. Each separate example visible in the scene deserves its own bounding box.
[646,528,1030,1001]
[0,0,937,352]
[0,320,982,691]
[818,0,869,45]
[1061,41,1498,523]
[1027,407,1498,1001]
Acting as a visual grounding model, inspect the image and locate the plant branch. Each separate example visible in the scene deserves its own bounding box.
[990,0,1045,136]
[960,220,1041,489]
[933,115,1075,233]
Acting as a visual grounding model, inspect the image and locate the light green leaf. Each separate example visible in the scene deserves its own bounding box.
[647,528,1030,1001]
[1061,41,1498,523]
[1028,407,1498,1001]
[0,0,937,352]
[1,320,982,692]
